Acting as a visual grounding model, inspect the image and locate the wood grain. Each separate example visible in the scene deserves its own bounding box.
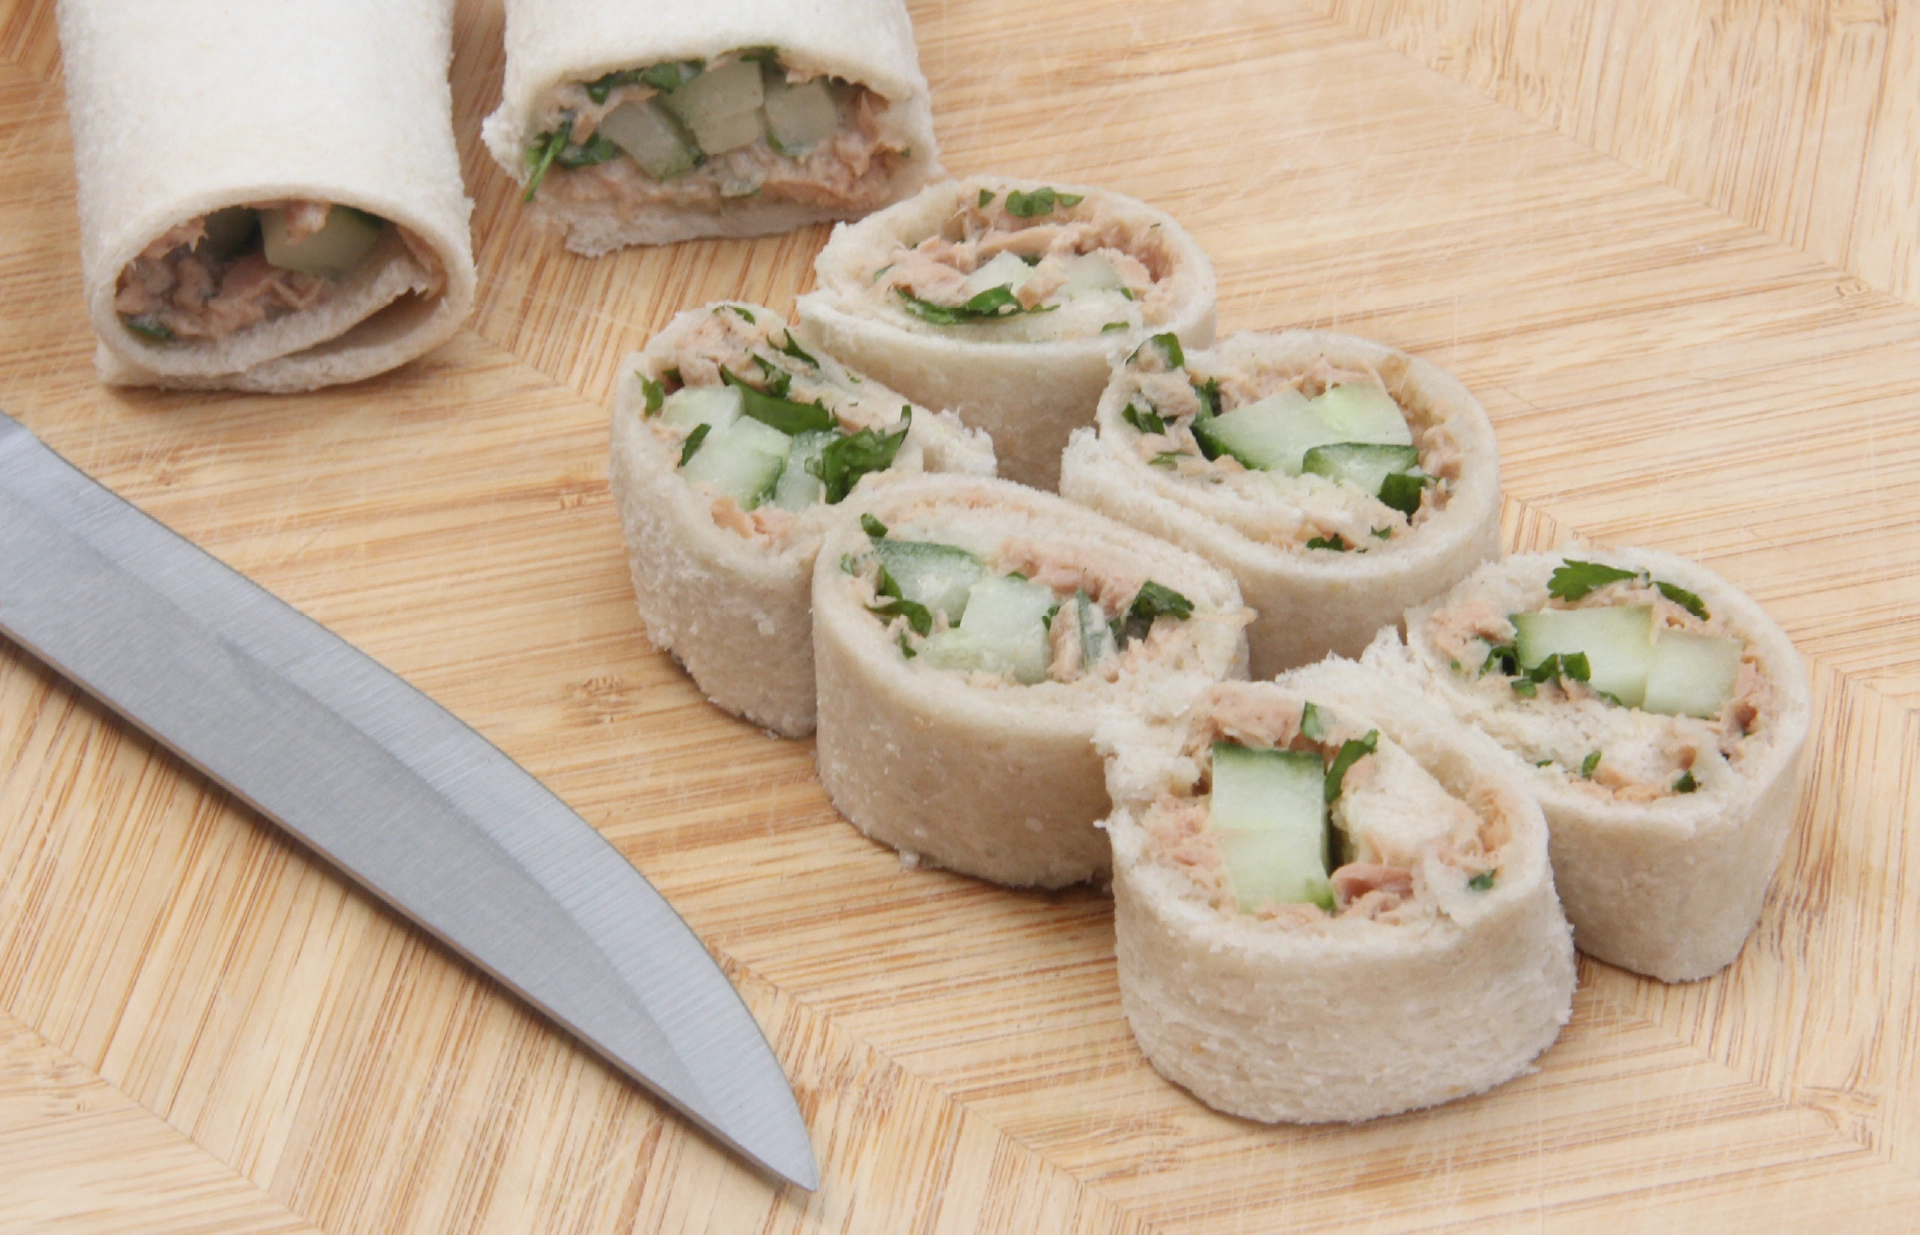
[3,0,1919,1230]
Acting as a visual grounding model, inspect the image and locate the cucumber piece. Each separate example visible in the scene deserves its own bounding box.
[660,384,743,432]
[678,417,790,509]
[1209,743,1333,912]
[1512,605,1654,707]
[1300,442,1420,497]
[1075,590,1117,667]
[1308,383,1412,446]
[1642,630,1744,718]
[1056,254,1125,297]
[921,575,1055,683]
[761,73,839,154]
[961,251,1035,300]
[872,540,986,624]
[261,206,384,277]
[199,206,259,259]
[597,100,700,179]
[769,429,837,511]
[1190,388,1339,474]
[661,59,765,154]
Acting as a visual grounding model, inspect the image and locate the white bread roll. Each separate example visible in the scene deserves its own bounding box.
[1368,548,1812,981]
[795,176,1217,490]
[482,0,941,254]
[1059,331,1501,678]
[610,303,993,737]
[58,0,475,392]
[1102,664,1575,1123]
[811,475,1248,886]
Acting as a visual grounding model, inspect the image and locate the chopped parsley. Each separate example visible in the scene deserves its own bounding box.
[1519,651,1592,695]
[123,314,174,343]
[1192,376,1222,419]
[721,305,757,324]
[977,189,996,207]
[774,331,818,368]
[1117,580,1194,644]
[719,367,836,434]
[1656,580,1710,620]
[642,59,705,92]
[812,411,911,504]
[677,423,711,467]
[1325,730,1380,805]
[869,563,932,635]
[1305,534,1350,552]
[639,374,665,415]
[1149,452,1186,469]
[1673,770,1698,794]
[860,513,888,539]
[1468,869,1497,891]
[1372,527,1393,540]
[1579,751,1602,778]
[523,120,575,200]
[895,285,1054,326]
[1004,186,1084,217]
[1101,322,1129,334]
[1482,641,1520,677]
[1378,471,1427,516]
[1547,559,1639,602]
[554,131,620,169]
[1127,331,1185,370]
[1122,401,1166,435]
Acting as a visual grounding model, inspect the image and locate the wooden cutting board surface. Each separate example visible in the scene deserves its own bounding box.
[3,0,1919,1230]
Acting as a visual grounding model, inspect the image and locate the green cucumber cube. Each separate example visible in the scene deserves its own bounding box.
[1209,743,1333,912]
[598,100,699,179]
[769,429,838,511]
[261,205,383,277]
[762,74,839,154]
[1642,630,1743,718]
[1191,388,1339,474]
[872,540,987,624]
[678,417,790,509]
[1512,605,1655,707]
[1308,383,1412,446]
[1056,254,1125,297]
[921,575,1055,683]
[661,59,765,154]
[660,385,743,432]
[1300,442,1420,498]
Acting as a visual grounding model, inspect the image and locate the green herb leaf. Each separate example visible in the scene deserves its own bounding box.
[1306,535,1350,552]
[1149,452,1186,469]
[1482,641,1520,677]
[812,410,911,504]
[748,354,792,397]
[1101,322,1129,334]
[840,553,859,574]
[721,304,757,324]
[1372,527,1393,540]
[1122,401,1167,435]
[583,68,641,104]
[1580,751,1602,778]
[641,59,704,92]
[1378,471,1428,515]
[554,130,620,168]
[523,120,574,201]
[977,189,995,207]
[899,632,917,658]
[894,285,1054,326]
[1192,376,1221,418]
[640,375,665,415]
[735,46,781,66]
[720,367,836,435]
[1325,730,1380,804]
[1674,769,1698,794]
[869,596,932,636]
[678,423,711,467]
[861,513,888,539]
[1468,869,1497,891]
[1526,651,1592,689]
[1120,580,1194,644]
[1511,678,1538,698]
[1127,331,1186,370]
[1005,186,1080,217]
[123,314,174,343]
[1548,559,1639,602]
[1656,580,1710,620]
[774,331,818,368]
[1300,701,1327,742]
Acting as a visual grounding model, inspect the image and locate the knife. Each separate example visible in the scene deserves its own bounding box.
[0,410,817,1192]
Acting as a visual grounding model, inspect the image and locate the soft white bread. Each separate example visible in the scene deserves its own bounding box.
[482,0,941,254]
[795,176,1217,490]
[1103,662,1575,1123]
[58,0,475,392]
[610,304,993,737]
[1368,548,1812,981]
[1059,331,1501,677]
[811,475,1248,886]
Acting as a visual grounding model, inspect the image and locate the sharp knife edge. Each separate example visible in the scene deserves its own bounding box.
[0,411,817,1191]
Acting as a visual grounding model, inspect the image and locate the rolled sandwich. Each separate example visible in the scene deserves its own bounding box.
[1367,550,1811,981]
[482,0,941,254]
[812,475,1248,886]
[612,302,992,737]
[1100,666,1575,1123]
[795,176,1218,490]
[1059,331,1501,677]
[59,0,476,392]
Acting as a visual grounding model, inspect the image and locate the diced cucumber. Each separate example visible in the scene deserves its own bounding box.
[1191,388,1340,474]
[661,59,765,154]
[1512,605,1654,707]
[1075,590,1117,667]
[598,100,700,179]
[1300,443,1421,499]
[1642,630,1743,718]
[260,206,384,277]
[660,384,743,432]
[199,206,259,259]
[1056,254,1124,297]
[961,251,1035,300]
[769,429,838,511]
[678,417,790,509]
[1209,743,1333,912]
[920,575,1055,683]
[761,73,839,154]
[1308,383,1412,446]
[872,540,987,624]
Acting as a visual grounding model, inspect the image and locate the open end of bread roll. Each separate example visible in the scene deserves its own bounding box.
[812,475,1248,886]
[1102,666,1575,1123]
[1372,549,1812,981]
[1060,331,1501,675]
[611,303,992,737]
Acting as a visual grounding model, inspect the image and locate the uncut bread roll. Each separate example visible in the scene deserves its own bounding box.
[482,0,941,254]
[1059,331,1500,678]
[611,303,993,737]
[58,0,476,393]
[795,175,1217,490]
[1102,664,1575,1123]
[1368,549,1811,982]
[812,475,1248,886]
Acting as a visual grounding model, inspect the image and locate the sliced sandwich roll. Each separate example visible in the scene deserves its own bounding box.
[1059,330,1501,677]
[795,176,1218,489]
[58,0,476,393]
[811,475,1249,887]
[1367,549,1812,982]
[1101,665,1575,1123]
[611,303,993,737]
[482,0,941,254]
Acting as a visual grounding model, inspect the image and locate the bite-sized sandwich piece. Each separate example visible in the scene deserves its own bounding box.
[796,176,1217,489]
[482,0,940,254]
[611,303,994,736]
[1060,330,1501,677]
[812,475,1248,886]
[1101,665,1575,1123]
[1368,549,1811,982]
[58,0,476,392]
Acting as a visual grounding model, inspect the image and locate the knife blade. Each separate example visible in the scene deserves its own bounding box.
[0,410,817,1192]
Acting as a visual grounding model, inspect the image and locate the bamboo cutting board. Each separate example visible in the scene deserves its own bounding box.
[3,0,1919,1229]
